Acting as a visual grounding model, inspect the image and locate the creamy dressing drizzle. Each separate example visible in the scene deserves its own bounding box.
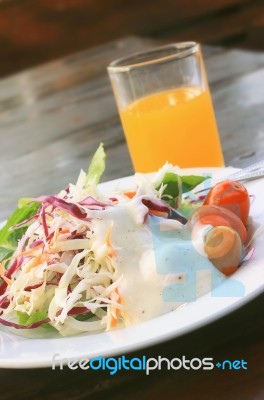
[89,196,221,327]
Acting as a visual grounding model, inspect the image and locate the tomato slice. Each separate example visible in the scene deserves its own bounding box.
[204,226,242,276]
[187,205,247,243]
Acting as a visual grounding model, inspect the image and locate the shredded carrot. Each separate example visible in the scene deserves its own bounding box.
[2,276,12,286]
[123,191,136,199]
[148,210,168,218]
[14,244,43,259]
[0,261,12,285]
[105,225,117,258]
[110,316,118,328]
[59,228,70,234]
[109,288,122,328]
[24,254,47,272]
[0,262,5,277]
[0,244,44,267]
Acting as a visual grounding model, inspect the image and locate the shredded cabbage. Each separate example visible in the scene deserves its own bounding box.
[0,146,222,336]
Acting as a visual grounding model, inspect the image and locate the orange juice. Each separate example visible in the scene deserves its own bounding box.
[120,87,224,172]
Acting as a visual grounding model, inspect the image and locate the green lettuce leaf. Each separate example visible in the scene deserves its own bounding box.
[156,172,210,208]
[181,175,211,193]
[75,313,93,321]
[0,201,40,263]
[85,143,106,188]
[17,197,36,208]
[17,310,53,329]
[156,172,181,207]
[17,310,47,325]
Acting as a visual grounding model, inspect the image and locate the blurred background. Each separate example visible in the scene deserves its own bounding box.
[0,0,263,78]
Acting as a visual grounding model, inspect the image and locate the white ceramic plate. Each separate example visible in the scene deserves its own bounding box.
[0,167,263,369]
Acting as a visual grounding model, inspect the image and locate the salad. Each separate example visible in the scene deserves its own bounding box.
[0,144,252,336]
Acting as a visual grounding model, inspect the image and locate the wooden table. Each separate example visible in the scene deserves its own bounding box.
[0,36,264,399]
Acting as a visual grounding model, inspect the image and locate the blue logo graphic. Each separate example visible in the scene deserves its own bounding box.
[149,174,245,302]
[215,360,248,370]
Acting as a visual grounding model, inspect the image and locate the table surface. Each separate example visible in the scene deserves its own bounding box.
[0,36,264,399]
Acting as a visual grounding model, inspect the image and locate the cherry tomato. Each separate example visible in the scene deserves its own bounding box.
[203,180,250,225]
[187,205,247,243]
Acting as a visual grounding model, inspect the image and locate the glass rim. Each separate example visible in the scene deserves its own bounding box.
[107,42,200,73]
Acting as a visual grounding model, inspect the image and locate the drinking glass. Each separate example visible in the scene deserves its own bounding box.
[108,42,224,172]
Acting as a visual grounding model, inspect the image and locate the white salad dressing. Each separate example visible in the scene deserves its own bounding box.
[89,196,220,327]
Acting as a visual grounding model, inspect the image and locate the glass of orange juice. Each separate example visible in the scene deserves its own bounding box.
[107,42,224,172]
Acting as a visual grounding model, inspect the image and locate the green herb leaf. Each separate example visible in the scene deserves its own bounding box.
[85,143,106,188]
[181,175,210,193]
[0,201,40,262]
[156,173,210,208]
